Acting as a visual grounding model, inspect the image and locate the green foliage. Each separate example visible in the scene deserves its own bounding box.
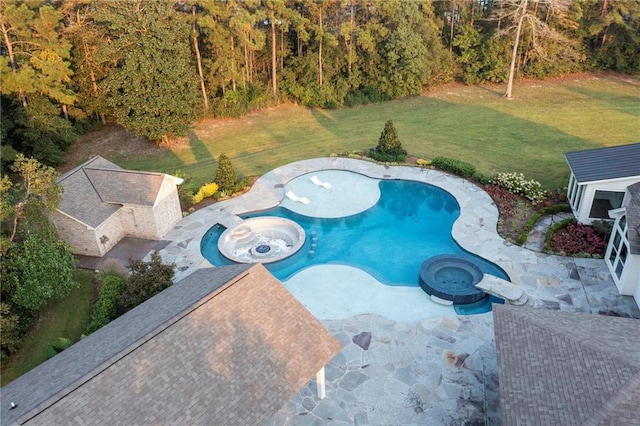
[116,252,175,315]
[95,2,200,142]
[214,153,237,192]
[471,171,493,186]
[1,96,78,166]
[4,230,77,312]
[431,157,476,178]
[373,120,406,162]
[45,337,73,360]
[0,303,21,360]
[84,271,127,335]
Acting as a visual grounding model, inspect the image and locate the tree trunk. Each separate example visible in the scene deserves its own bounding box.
[270,11,277,97]
[348,0,354,80]
[230,36,237,91]
[319,8,323,87]
[449,0,456,53]
[192,6,209,110]
[504,0,528,99]
[1,20,27,107]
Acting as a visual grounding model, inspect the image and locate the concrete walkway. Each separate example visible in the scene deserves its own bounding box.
[523,212,574,252]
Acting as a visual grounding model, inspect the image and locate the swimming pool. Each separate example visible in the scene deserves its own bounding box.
[201,179,509,292]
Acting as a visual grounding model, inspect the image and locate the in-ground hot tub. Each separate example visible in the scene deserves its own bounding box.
[218,217,305,264]
[419,254,486,304]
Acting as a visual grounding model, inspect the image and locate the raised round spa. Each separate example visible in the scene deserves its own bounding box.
[218,217,305,264]
[419,254,486,304]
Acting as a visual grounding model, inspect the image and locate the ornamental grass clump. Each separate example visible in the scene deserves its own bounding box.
[491,172,547,205]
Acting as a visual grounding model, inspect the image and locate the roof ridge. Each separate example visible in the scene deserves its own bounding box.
[84,167,166,177]
[582,370,640,426]
[57,156,107,182]
[11,265,254,425]
[496,306,640,368]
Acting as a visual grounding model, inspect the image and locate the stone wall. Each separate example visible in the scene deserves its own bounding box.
[50,211,126,257]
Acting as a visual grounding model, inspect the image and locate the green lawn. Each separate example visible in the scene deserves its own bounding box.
[114,74,640,190]
[0,270,95,386]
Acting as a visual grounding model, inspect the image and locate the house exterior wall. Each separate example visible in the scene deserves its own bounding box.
[605,208,640,310]
[119,179,182,240]
[50,211,126,257]
[569,175,640,225]
[152,179,183,237]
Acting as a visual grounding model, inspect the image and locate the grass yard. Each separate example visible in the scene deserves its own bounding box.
[0,270,95,386]
[68,72,640,192]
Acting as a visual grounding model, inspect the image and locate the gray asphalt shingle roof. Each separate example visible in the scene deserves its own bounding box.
[494,304,640,425]
[1,264,342,425]
[56,156,168,228]
[565,143,640,184]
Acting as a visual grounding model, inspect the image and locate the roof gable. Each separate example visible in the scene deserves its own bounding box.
[84,168,165,206]
[1,264,342,425]
[56,156,175,227]
[493,304,640,425]
[565,143,640,184]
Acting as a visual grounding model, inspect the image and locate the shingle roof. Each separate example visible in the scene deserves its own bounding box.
[565,143,640,184]
[0,264,342,425]
[56,156,170,228]
[493,304,640,426]
[627,181,640,255]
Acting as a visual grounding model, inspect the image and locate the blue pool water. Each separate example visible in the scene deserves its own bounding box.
[201,180,509,308]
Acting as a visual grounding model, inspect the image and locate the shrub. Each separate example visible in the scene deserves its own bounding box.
[192,182,219,205]
[491,172,547,205]
[373,120,406,162]
[84,270,127,335]
[484,184,517,217]
[116,252,175,315]
[431,156,476,178]
[549,222,607,256]
[471,171,492,185]
[416,158,431,167]
[0,303,20,360]
[214,153,237,192]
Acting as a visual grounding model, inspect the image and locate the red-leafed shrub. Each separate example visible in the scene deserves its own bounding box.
[484,184,517,217]
[550,223,607,256]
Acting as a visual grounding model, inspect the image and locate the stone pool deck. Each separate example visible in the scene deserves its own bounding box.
[150,157,639,425]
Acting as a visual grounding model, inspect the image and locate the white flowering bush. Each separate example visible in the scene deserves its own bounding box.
[491,172,547,205]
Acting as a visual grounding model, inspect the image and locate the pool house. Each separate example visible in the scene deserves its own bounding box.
[565,143,640,309]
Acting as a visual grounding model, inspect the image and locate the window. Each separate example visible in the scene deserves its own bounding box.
[606,213,629,282]
[589,190,625,219]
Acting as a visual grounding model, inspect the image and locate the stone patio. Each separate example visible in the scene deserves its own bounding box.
[143,157,639,425]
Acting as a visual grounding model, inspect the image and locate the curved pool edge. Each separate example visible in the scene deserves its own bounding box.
[159,157,520,292]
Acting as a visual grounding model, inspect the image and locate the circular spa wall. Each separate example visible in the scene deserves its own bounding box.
[217,217,305,264]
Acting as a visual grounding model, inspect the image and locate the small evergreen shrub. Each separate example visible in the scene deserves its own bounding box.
[372,120,406,162]
[192,182,219,205]
[214,153,237,192]
[84,271,127,335]
[431,156,476,178]
[491,172,547,205]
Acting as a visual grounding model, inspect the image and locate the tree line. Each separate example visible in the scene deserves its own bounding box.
[1,0,639,166]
